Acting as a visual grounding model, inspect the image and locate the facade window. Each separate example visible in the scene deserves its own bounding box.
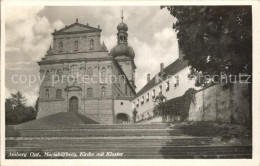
[159,85,162,93]
[45,89,49,100]
[56,89,62,99]
[70,65,79,76]
[45,70,50,79]
[59,41,63,52]
[133,102,135,108]
[121,102,124,105]
[57,69,63,80]
[90,39,94,49]
[137,99,139,107]
[166,80,170,92]
[175,75,179,87]
[101,86,106,97]
[146,93,149,102]
[101,67,106,83]
[87,88,93,97]
[87,67,93,77]
[74,40,78,51]
[152,89,155,99]
[130,91,132,96]
[141,96,144,105]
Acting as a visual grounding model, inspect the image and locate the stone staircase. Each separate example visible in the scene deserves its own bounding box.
[6,123,252,159]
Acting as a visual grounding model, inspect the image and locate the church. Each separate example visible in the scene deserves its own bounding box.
[37,17,137,124]
[37,15,196,124]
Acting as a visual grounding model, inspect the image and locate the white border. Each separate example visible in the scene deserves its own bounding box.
[1,1,260,166]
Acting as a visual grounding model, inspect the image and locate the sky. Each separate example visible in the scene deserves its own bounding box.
[5,6,179,106]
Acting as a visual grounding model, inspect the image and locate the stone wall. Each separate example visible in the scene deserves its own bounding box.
[37,100,67,119]
[81,99,114,124]
[114,99,132,122]
[188,83,250,126]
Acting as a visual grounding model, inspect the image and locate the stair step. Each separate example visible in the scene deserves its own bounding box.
[6,129,183,137]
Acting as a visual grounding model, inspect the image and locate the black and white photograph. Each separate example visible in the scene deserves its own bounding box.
[1,1,260,165]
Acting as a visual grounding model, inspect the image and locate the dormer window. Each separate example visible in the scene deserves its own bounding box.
[74,40,78,51]
[90,39,94,50]
[59,41,63,52]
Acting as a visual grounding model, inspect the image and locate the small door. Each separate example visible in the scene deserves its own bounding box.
[69,97,78,113]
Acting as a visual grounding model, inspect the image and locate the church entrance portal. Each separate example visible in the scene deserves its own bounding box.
[69,96,78,113]
[116,113,129,123]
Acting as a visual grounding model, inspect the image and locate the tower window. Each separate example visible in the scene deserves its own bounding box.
[90,39,94,50]
[56,89,62,99]
[74,40,78,51]
[101,67,106,83]
[45,70,50,79]
[45,89,49,100]
[59,41,63,52]
[119,35,123,42]
[101,86,106,97]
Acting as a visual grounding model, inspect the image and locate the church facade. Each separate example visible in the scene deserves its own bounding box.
[37,18,136,124]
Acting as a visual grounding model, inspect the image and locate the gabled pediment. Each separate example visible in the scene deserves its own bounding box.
[52,23,101,36]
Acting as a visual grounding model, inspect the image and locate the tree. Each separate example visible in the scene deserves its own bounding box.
[5,91,37,125]
[162,6,251,83]
[10,91,27,108]
[162,6,252,127]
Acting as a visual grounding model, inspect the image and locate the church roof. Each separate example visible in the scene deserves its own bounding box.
[135,58,189,98]
[52,22,102,36]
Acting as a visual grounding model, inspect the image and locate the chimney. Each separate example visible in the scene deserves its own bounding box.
[76,18,78,23]
[160,63,164,72]
[147,74,150,83]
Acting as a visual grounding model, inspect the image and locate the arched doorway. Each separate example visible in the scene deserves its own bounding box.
[116,113,129,123]
[69,96,78,113]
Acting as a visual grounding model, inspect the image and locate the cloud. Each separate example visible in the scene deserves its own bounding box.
[5,6,64,106]
[129,28,179,91]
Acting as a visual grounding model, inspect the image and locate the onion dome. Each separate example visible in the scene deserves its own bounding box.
[117,22,128,31]
[111,44,135,59]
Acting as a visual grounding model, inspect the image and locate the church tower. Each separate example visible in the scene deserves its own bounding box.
[111,11,136,89]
